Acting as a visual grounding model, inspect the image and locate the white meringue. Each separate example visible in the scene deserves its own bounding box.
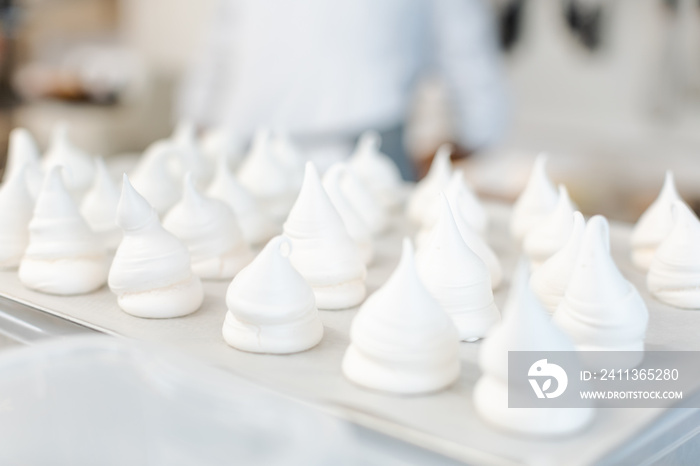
[347,131,403,209]
[647,201,700,309]
[554,216,648,361]
[206,153,278,245]
[417,192,503,289]
[238,129,293,219]
[523,185,576,268]
[108,175,203,318]
[200,125,244,171]
[164,173,253,280]
[42,124,95,197]
[5,128,43,198]
[322,164,374,265]
[416,169,488,239]
[343,238,460,394]
[130,140,183,215]
[631,171,685,271]
[80,158,122,251]
[0,165,35,268]
[474,261,593,436]
[171,120,214,188]
[271,132,305,193]
[338,166,389,235]
[510,154,559,245]
[406,144,452,224]
[416,194,500,341]
[223,235,324,353]
[283,162,366,310]
[531,211,586,313]
[19,168,107,295]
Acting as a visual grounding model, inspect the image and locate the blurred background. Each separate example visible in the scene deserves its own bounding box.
[0,0,699,221]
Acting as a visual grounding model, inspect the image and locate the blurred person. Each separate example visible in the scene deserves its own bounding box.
[177,0,508,180]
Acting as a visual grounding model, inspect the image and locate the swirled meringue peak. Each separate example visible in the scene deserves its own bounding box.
[108,175,203,318]
[238,129,294,219]
[6,128,43,198]
[523,185,576,268]
[171,120,214,188]
[406,144,452,224]
[80,157,122,251]
[416,169,488,240]
[474,261,593,436]
[343,238,460,394]
[322,164,374,265]
[200,125,244,171]
[418,190,502,289]
[283,162,366,310]
[130,140,183,215]
[647,201,700,309]
[510,154,558,245]
[19,168,107,295]
[164,173,253,280]
[271,132,305,193]
[531,211,586,313]
[42,123,95,197]
[223,235,324,354]
[206,153,278,245]
[347,131,403,209]
[553,216,648,362]
[631,171,685,271]
[338,165,389,235]
[0,164,35,268]
[416,194,499,341]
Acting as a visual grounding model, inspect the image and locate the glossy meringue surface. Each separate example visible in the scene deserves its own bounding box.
[238,129,291,200]
[109,175,203,318]
[283,162,366,310]
[206,153,278,245]
[80,158,122,251]
[523,185,575,268]
[0,165,35,268]
[19,168,107,295]
[416,192,503,289]
[509,154,558,244]
[338,165,389,235]
[343,238,460,394]
[631,171,685,271]
[322,164,374,265]
[347,131,403,209]
[647,201,700,309]
[5,128,42,198]
[474,261,593,436]
[42,124,95,197]
[531,211,586,313]
[416,194,499,341]
[554,216,648,358]
[223,235,324,354]
[406,144,452,224]
[130,140,183,215]
[163,173,253,280]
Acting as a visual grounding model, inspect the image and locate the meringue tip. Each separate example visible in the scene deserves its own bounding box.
[269,234,293,258]
[572,210,585,228]
[117,174,154,230]
[359,130,381,149]
[435,143,453,161]
[182,172,202,206]
[303,160,319,180]
[584,215,611,254]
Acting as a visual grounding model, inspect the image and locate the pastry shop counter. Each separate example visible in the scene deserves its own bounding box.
[0,203,699,465]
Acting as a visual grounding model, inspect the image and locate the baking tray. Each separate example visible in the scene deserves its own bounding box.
[1,202,699,466]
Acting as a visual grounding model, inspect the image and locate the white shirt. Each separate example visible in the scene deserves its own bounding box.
[178,0,508,151]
